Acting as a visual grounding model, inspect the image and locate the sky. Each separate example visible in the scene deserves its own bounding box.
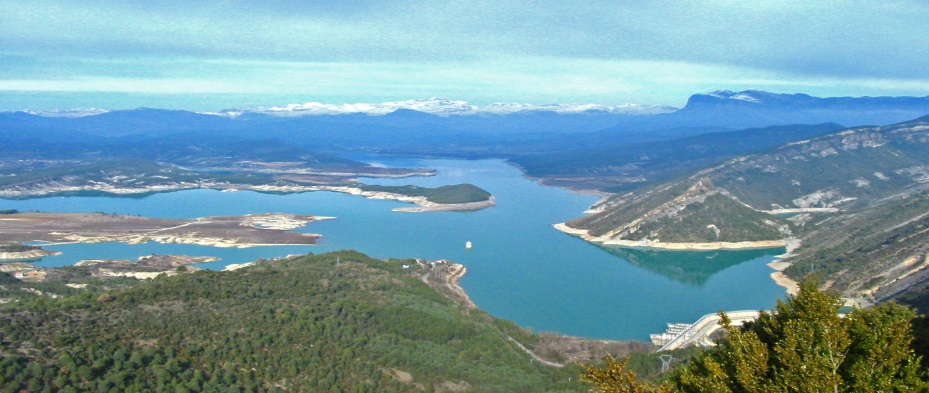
[2,0,929,111]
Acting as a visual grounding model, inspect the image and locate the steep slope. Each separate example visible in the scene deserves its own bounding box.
[577,114,929,216]
[565,115,929,301]
[781,189,929,301]
[0,251,586,392]
[565,179,792,247]
[512,123,845,191]
[703,115,929,211]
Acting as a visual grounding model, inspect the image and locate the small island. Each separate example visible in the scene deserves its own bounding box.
[0,156,493,212]
[357,183,494,212]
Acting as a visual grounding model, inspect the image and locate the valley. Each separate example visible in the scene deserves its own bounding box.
[5,90,929,390]
[8,2,929,390]
[0,156,787,341]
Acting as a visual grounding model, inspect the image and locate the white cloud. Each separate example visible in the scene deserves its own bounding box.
[3,55,928,110]
[0,78,237,94]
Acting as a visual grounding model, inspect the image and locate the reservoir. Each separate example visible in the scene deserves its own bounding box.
[0,157,786,340]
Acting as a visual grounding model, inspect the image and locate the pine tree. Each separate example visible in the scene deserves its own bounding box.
[585,278,929,392]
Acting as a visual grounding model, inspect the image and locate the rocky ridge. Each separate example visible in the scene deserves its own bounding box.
[564,115,929,304]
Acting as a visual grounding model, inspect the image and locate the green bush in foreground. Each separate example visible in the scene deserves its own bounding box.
[584,278,928,392]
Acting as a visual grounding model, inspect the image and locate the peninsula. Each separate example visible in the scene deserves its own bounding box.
[0,212,325,248]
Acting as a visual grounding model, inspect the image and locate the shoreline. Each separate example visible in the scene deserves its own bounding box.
[0,183,495,213]
[555,222,801,297]
[767,238,801,296]
[552,223,788,251]
[443,263,477,309]
[393,196,495,212]
[0,212,325,250]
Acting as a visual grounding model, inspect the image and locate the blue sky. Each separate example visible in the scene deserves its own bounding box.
[2,1,928,110]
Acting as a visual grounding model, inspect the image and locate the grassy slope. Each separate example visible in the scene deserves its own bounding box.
[570,181,790,243]
[0,251,583,392]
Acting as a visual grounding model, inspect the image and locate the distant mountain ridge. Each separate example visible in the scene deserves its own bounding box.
[212,97,677,117]
[592,90,929,133]
[7,90,928,120]
[685,90,929,110]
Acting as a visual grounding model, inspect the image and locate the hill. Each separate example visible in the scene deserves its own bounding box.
[563,115,929,301]
[0,251,590,392]
[511,123,846,191]
[565,178,793,246]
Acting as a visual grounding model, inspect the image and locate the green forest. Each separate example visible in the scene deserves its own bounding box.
[6,252,929,392]
[358,184,492,204]
[0,251,583,392]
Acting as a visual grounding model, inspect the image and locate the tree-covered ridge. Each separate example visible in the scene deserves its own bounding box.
[359,184,492,204]
[0,251,585,392]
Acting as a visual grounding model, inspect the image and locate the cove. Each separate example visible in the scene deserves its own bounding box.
[0,157,786,341]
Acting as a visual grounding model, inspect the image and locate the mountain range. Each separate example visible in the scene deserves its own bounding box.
[5,89,929,308]
[6,90,929,139]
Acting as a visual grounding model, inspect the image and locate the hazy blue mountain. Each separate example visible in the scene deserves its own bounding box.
[582,90,929,141]
[511,123,847,191]
[3,90,928,163]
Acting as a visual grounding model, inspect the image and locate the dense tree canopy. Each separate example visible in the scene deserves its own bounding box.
[584,279,928,393]
[0,251,585,392]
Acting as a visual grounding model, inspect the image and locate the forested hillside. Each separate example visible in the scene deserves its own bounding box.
[0,251,587,392]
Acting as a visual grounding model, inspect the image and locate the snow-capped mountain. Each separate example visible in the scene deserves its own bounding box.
[214,98,676,118]
[18,108,110,118]
[703,90,765,103]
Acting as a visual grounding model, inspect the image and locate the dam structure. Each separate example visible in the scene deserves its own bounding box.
[651,310,761,351]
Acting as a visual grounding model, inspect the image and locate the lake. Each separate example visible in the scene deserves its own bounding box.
[0,156,786,340]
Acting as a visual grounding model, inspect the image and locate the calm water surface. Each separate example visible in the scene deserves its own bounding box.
[1,157,786,340]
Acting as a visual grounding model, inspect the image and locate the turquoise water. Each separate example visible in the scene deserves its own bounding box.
[0,157,786,340]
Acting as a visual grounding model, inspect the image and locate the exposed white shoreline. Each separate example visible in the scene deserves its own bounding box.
[0,184,494,213]
[393,196,495,212]
[0,249,63,261]
[552,223,787,250]
[768,238,802,296]
[554,222,800,296]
